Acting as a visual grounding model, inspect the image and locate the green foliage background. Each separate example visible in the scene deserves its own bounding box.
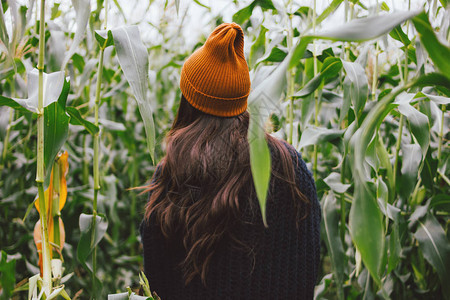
[0,0,449,299]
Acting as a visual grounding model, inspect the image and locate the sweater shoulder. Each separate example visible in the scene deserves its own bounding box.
[272,139,316,191]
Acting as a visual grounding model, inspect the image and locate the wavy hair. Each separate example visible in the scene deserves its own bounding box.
[143,94,310,285]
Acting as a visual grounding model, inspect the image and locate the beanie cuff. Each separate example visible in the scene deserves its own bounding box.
[180,68,249,117]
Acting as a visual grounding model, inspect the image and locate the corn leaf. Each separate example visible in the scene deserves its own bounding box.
[12,69,66,113]
[310,10,421,42]
[412,11,450,79]
[112,26,156,163]
[322,192,347,290]
[0,251,16,300]
[61,0,90,70]
[414,213,450,299]
[43,78,70,187]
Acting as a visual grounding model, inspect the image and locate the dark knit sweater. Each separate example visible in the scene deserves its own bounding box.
[139,142,321,300]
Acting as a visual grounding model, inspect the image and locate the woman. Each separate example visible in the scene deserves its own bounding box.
[140,22,321,299]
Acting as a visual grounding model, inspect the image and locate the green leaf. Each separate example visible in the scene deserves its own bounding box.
[0,251,16,300]
[289,36,313,69]
[422,93,450,105]
[298,126,344,150]
[248,105,271,227]
[429,194,450,212]
[322,192,347,291]
[347,102,393,286]
[292,57,342,98]
[12,69,66,113]
[389,25,410,46]
[399,143,422,199]
[314,0,344,28]
[412,11,450,79]
[342,61,369,121]
[421,147,438,190]
[232,1,256,24]
[396,95,430,155]
[255,47,287,65]
[247,43,294,226]
[324,172,351,194]
[414,213,450,299]
[292,74,322,98]
[375,138,394,203]
[175,0,180,15]
[233,0,275,21]
[193,0,210,10]
[50,2,61,19]
[112,26,156,163]
[0,3,10,55]
[77,213,108,297]
[387,215,401,274]
[95,29,114,49]
[61,0,90,69]
[413,73,450,92]
[66,106,99,135]
[380,1,390,11]
[78,213,108,260]
[294,6,311,18]
[0,95,30,112]
[0,64,14,81]
[44,78,70,187]
[320,57,342,79]
[310,10,421,42]
[345,71,450,288]
[256,0,275,10]
[249,25,267,68]
[348,177,384,286]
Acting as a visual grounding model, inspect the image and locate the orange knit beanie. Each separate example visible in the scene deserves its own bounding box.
[180,22,251,117]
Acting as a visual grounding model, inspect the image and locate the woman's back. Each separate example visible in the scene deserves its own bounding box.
[140,141,321,299]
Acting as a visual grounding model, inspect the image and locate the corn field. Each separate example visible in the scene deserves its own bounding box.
[0,0,449,299]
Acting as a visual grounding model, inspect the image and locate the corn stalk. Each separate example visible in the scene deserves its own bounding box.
[312,0,319,181]
[36,0,52,295]
[91,0,108,294]
[287,0,295,144]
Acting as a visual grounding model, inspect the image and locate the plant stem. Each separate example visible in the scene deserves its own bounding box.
[91,40,104,300]
[371,0,380,101]
[392,114,404,192]
[93,49,103,196]
[83,135,89,184]
[36,0,52,295]
[2,78,15,167]
[371,43,379,100]
[312,0,319,181]
[286,0,294,144]
[2,108,13,163]
[437,105,445,165]
[91,0,108,295]
[371,1,380,101]
[37,182,52,294]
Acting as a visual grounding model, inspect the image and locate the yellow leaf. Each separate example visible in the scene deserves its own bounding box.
[34,151,69,214]
[33,218,65,275]
[58,151,69,211]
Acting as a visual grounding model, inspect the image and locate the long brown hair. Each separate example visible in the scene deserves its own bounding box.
[143,94,310,285]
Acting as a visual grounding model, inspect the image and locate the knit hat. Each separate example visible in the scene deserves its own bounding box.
[180,22,251,117]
